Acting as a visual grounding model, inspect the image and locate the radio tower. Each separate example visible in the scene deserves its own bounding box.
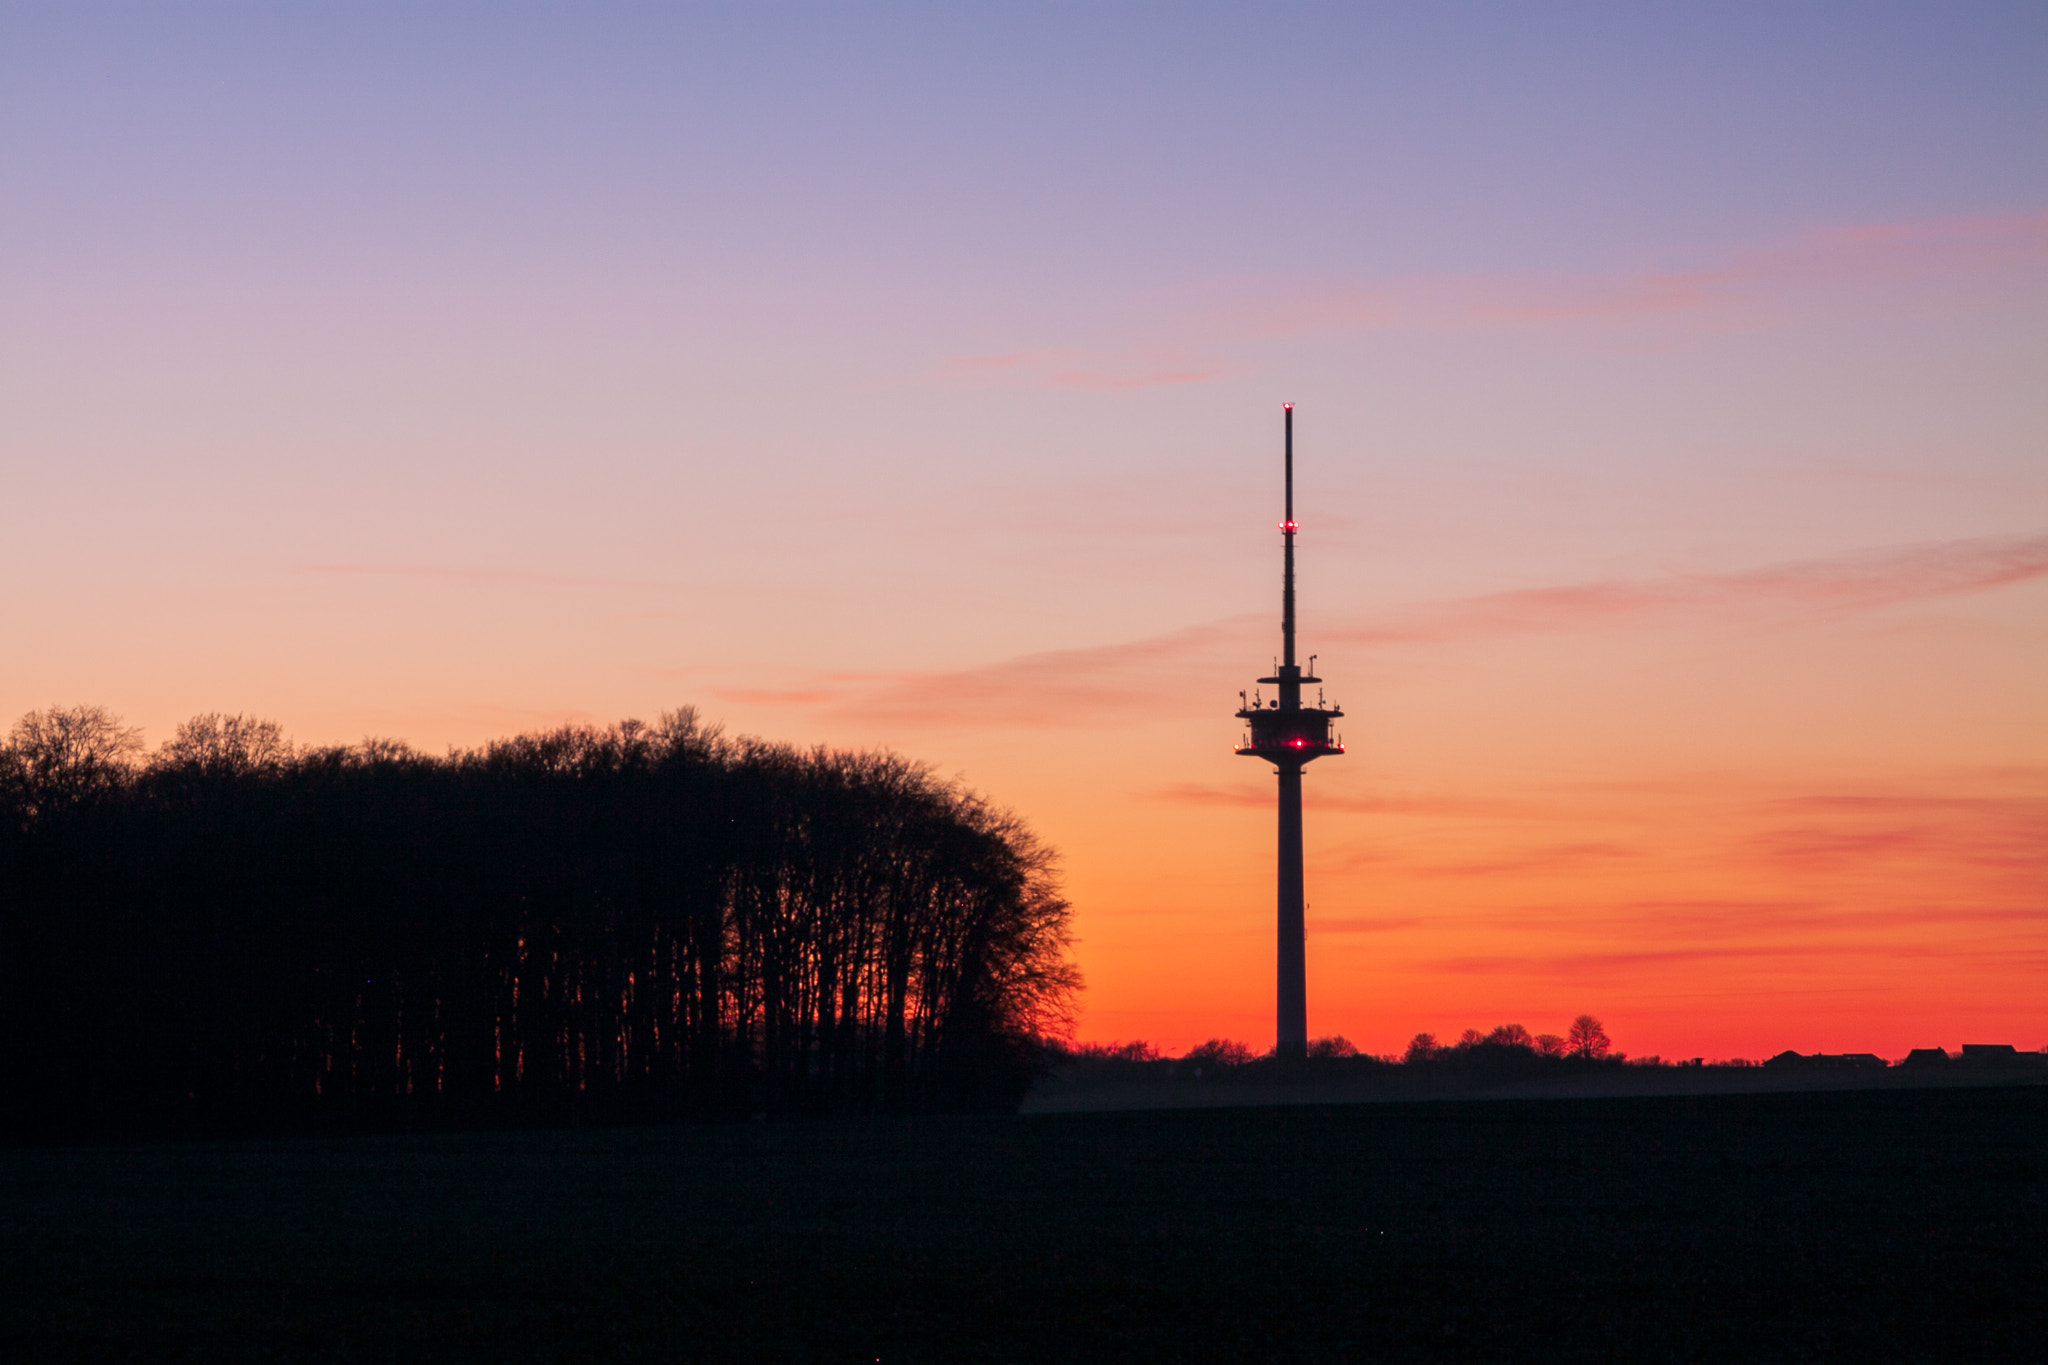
[1234,403,1344,1059]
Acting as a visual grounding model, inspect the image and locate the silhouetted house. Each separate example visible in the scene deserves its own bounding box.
[1955,1044,2048,1071]
[1763,1050,1889,1070]
[1898,1045,2047,1075]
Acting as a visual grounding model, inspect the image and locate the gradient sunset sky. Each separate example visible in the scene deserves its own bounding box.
[5,2,2043,1059]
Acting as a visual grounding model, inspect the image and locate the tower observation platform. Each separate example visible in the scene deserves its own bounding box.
[1234,403,1342,1058]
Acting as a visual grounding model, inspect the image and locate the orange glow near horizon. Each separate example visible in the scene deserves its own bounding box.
[22,529,2037,1065]
[1053,762,2044,1063]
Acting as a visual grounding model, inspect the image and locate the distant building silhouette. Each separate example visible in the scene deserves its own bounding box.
[1957,1044,2046,1070]
[1234,405,1343,1059]
[1763,1050,1889,1069]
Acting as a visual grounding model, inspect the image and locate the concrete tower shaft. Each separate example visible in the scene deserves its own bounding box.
[1234,403,1343,1058]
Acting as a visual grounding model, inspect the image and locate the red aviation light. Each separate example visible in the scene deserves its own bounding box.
[1280,519,1299,532]
[1282,402,1293,410]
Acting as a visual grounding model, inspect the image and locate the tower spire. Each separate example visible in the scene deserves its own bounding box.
[1234,402,1343,1058]
[1283,402,1296,670]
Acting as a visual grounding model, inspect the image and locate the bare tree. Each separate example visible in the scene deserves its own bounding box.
[1183,1038,1258,1068]
[1404,1032,1440,1062]
[1568,1013,1612,1058]
[653,706,727,763]
[0,705,144,819]
[152,714,292,776]
[1485,1023,1534,1049]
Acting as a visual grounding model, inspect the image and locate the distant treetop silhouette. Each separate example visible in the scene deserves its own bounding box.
[1569,1014,1613,1059]
[0,706,1080,1137]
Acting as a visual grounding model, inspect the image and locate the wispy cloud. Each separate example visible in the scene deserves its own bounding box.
[1424,940,2013,976]
[928,211,2048,390]
[825,618,1254,727]
[297,562,819,602]
[722,533,2044,731]
[1151,782,1270,808]
[1326,533,2048,647]
[713,687,858,707]
[1763,791,2048,817]
[1414,842,1639,878]
[1508,895,2043,941]
[296,561,698,594]
[1356,893,2041,946]
[1308,916,1425,935]
[937,349,1072,374]
[929,346,1223,392]
[1156,782,1545,819]
[299,562,600,588]
[1360,211,2048,331]
[1048,364,1222,391]
[1753,803,2048,878]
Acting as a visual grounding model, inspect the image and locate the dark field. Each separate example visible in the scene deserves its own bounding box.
[5,1087,2043,1363]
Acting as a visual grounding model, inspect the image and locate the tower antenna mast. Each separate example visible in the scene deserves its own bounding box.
[1283,402,1296,669]
[1234,403,1344,1058]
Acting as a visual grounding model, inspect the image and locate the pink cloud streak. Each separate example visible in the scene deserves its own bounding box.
[1426,940,2026,976]
[1217,210,2048,340]
[830,619,1253,727]
[300,562,598,588]
[931,210,2048,388]
[930,347,1223,392]
[745,532,2045,731]
[1326,533,2048,647]
[1155,783,1542,819]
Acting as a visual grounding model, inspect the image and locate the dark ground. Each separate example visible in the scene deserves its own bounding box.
[4,1085,2043,1363]
[1022,1053,2048,1113]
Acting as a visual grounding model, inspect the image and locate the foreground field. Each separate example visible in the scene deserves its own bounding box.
[5,1087,2043,1363]
[1023,1051,2048,1112]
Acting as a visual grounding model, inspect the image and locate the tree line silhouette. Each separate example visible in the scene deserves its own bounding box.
[1054,1018,1628,1089]
[1403,1016,1614,1062]
[0,706,1079,1139]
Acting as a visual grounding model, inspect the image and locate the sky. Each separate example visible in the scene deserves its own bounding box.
[3,2,2043,1060]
